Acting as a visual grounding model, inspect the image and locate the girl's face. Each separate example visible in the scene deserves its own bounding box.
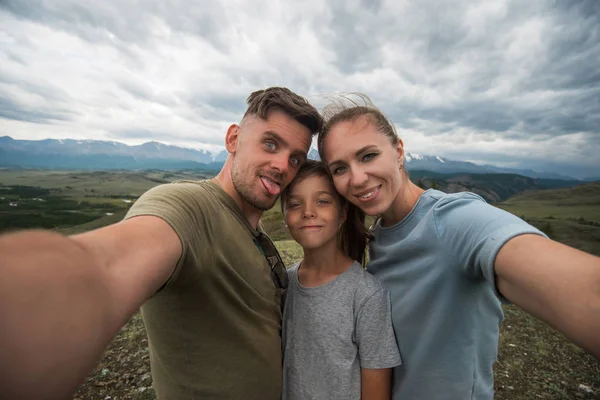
[322,116,403,217]
[284,174,346,251]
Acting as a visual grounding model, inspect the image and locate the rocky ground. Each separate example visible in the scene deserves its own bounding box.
[73,305,599,400]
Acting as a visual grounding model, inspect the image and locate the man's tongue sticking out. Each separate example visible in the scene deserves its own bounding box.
[261,176,281,196]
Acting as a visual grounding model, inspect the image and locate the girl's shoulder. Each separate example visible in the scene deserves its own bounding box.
[349,262,389,304]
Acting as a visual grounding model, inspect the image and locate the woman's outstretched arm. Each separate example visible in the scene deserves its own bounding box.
[495,234,600,359]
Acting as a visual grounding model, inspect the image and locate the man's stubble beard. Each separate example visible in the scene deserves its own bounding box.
[231,161,278,212]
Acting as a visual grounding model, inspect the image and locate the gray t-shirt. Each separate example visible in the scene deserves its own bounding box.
[368,190,546,400]
[282,261,402,400]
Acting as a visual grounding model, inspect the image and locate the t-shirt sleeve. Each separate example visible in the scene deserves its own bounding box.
[124,183,207,289]
[355,286,402,369]
[433,193,547,299]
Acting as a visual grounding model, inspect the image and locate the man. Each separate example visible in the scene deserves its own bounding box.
[0,87,323,400]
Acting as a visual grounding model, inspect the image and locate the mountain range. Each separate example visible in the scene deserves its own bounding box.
[0,136,589,181]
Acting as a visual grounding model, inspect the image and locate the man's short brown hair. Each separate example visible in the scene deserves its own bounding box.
[243,87,323,135]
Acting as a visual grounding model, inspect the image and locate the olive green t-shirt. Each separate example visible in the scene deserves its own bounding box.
[125,180,283,400]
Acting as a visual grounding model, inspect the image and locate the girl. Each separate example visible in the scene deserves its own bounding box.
[281,160,401,400]
[317,97,600,399]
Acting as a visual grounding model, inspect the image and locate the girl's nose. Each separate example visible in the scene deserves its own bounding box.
[302,207,316,219]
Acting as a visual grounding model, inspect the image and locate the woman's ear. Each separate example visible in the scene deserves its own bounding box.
[396,138,405,168]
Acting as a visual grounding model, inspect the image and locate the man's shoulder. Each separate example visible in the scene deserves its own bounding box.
[137,180,219,206]
[125,179,222,224]
[152,179,213,195]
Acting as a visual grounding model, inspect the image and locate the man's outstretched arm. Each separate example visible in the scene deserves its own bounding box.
[0,216,181,400]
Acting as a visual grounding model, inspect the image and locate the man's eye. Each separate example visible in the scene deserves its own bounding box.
[290,157,300,167]
[265,141,276,151]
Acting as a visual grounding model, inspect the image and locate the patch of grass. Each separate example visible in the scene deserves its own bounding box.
[260,199,292,241]
[0,191,126,233]
[0,169,216,199]
[275,239,304,266]
[498,204,600,223]
[57,210,128,235]
[497,182,600,223]
[515,216,600,256]
[0,170,218,235]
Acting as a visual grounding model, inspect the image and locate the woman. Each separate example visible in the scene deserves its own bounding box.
[317,97,600,400]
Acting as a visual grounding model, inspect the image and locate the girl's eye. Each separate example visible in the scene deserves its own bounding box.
[286,203,300,209]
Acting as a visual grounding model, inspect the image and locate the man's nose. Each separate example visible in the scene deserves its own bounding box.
[270,153,289,175]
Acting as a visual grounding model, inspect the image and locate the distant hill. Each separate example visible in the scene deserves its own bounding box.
[403,154,577,180]
[409,170,580,202]
[497,181,600,222]
[500,181,600,205]
[495,182,600,255]
[0,136,581,180]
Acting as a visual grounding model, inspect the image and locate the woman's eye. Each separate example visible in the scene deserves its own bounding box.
[362,152,378,162]
[332,166,346,175]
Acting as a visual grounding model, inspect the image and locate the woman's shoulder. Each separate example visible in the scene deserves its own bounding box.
[422,190,494,221]
[424,189,487,206]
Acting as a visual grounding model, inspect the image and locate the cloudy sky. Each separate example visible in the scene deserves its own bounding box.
[1,0,598,178]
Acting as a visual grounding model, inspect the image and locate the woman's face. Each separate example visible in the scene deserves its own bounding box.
[322,116,403,217]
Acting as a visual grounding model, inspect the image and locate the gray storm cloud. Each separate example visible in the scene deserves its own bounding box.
[0,0,598,177]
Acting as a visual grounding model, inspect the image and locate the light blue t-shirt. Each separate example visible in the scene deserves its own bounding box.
[368,190,545,400]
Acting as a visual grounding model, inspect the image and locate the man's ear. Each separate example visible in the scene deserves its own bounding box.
[225,124,241,154]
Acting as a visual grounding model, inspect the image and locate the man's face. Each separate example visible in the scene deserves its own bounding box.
[231,110,313,211]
